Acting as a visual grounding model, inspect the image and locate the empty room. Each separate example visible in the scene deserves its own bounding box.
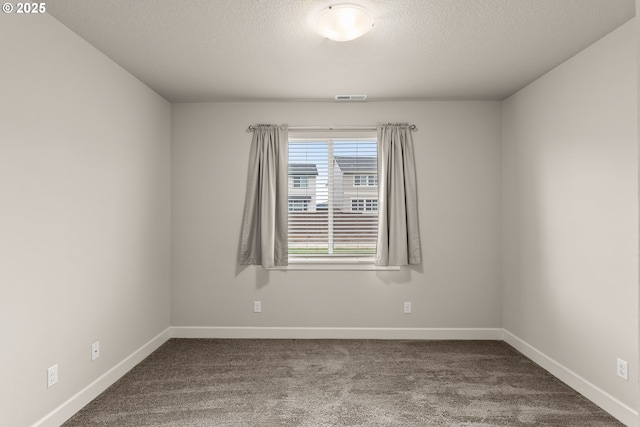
[1,0,638,426]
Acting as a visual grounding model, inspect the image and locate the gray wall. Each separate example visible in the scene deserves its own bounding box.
[171,101,503,328]
[0,14,172,427]
[502,20,638,410]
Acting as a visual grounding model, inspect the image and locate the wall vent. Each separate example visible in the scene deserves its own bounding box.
[335,95,367,101]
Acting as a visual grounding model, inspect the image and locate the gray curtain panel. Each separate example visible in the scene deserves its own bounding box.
[239,125,288,268]
[376,124,421,266]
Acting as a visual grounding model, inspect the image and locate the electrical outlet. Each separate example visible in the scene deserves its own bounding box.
[617,358,628,381]
[403,302,412,314]
[253,301,262,313]
[92,341,100,361]
[47,364,58,388]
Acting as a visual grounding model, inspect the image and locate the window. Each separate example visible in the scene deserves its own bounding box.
[288,135,377,258]
[288,197,310,212]
[292,176,308,188]
[353,175,377,186]
[351,198,378,212]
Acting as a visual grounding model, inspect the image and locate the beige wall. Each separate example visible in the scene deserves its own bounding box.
[502,19,638,410]
[0,14,171,427]
[171,101,503,328]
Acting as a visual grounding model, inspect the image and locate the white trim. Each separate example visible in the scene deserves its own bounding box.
[276,255,401,271]
[271,264,400,271]
[503,330,638,427]
[31,327,172,427]
[288,256,376,263]
[273,256,401,271]
[171,326,503,340]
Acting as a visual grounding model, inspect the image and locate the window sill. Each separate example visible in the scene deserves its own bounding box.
[268,257,401,271]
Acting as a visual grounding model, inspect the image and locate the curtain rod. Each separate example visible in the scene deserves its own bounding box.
[246,124,417,132]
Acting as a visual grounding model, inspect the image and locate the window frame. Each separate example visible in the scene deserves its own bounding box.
[351,198,378,212]
[285,131,395,269]
[353,175,378,187]
[288,197,310,212]
[292,175,309,188]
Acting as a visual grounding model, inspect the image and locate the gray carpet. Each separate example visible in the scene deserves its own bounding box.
[62,339,623,426]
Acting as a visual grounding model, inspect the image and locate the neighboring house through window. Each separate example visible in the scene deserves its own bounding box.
[288,163,318,212]
[333,156,378,213]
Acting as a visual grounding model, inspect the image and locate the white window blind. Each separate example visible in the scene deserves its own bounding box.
[288,137,378,257]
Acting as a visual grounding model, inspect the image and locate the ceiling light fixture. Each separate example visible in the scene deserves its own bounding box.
[315,4,374,42]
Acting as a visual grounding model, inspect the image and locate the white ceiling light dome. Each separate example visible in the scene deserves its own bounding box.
[315,4,374,42]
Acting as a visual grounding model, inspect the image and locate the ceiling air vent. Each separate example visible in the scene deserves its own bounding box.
[335,95,367,101]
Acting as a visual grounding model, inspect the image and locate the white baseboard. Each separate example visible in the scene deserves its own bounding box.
[31,327,172,427]
[171,326,504,340]
[503,330,638,427]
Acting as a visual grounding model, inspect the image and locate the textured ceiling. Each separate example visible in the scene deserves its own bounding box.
[46,0,635,102]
